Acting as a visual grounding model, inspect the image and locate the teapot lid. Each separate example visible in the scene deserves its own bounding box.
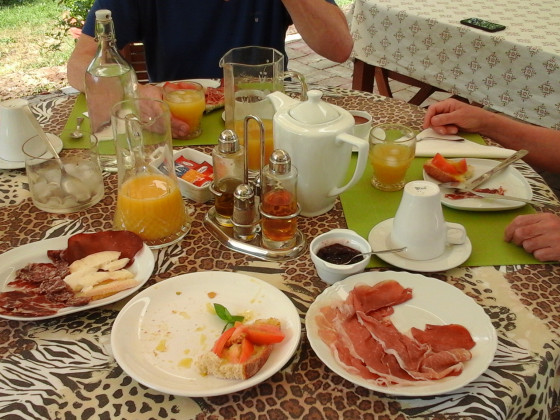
[288,90,340,124]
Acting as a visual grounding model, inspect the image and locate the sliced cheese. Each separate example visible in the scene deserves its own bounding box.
[69,251,122,273]
[64,269,134,292]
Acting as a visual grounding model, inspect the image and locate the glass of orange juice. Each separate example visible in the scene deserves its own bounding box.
[112,98,191,248]
[163,81,206,139]
[369,124,416,191]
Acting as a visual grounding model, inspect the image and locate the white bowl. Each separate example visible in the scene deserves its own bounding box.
[173,148,213,203]
[310,229,372,284]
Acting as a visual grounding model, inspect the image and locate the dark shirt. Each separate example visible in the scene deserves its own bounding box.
[82,0,334,82]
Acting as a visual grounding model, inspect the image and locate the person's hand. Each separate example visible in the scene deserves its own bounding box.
[137,84,190,138]
[423,98,487,135]
[504,213,560,261]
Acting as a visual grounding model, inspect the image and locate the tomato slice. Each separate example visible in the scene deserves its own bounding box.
[239,338,254,363]
[245,324,285,345]
[212,326,236,357]
[431,153,467,175]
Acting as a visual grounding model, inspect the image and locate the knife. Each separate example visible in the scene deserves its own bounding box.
[462,149,529,190]
[445,187,543,205]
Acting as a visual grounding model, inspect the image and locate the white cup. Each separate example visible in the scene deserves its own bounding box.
[390,180,466,260]
[350,110,372,140]
[0,98,46,162]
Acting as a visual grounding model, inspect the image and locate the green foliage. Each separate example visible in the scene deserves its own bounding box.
[48,0,93,52]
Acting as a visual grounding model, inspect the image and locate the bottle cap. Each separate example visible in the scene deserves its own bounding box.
[234,183,255,203]
[269,149,291,174]
[95,9,112,20]
[218,130,240,154]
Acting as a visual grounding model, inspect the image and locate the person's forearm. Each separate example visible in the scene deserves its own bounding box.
[67,35,98,92]
[480,112,560,173]
[282,0,353,63]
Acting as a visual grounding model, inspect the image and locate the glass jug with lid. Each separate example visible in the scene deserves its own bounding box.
[219,46,306,173]
[111,98,190,248]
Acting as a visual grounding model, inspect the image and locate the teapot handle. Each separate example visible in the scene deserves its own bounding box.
[283,71,308,101]
[328,133,369,197]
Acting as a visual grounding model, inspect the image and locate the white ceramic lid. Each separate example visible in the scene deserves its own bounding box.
[288,90,340,124]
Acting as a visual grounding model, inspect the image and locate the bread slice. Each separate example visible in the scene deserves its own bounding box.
[197,318,282,380]
[197,344,273,380]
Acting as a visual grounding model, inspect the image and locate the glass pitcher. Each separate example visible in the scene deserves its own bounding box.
[220,46,306,173]
[111,98,191,248]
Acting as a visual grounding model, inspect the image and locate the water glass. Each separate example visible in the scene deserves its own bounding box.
[369,123,416,191]
[23,132,104,213]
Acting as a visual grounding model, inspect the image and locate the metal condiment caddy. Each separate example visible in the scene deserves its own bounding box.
[204,116,305,261]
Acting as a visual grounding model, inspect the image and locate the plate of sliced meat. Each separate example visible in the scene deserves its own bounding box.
[306,271,497,396]
[0,232,155,321]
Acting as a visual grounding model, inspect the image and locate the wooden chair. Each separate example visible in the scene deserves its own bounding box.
[352,58,471,106]
[121,42,149,84]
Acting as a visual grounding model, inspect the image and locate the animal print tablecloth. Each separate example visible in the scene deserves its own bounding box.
[0,90,558,420]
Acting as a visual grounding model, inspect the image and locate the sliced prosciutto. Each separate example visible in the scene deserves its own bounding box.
[316,280,476,386]
[411,324,476,352]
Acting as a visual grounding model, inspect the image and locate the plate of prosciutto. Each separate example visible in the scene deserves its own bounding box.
[0,231,155,321]
[305,271,497,396]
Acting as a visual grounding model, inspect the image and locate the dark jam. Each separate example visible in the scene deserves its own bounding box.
[317,243,363,265]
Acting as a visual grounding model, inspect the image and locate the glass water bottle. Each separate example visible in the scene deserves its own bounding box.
[85,9,138,135]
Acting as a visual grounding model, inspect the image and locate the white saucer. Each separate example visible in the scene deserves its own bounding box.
[0,133,63,170]
[368,218,472,272]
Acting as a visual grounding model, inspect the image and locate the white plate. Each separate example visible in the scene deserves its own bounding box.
[368,218,472,272]
[0,133,63,170]
[423,158,533,211]
[111,271,301,397]
[305,271,497,396]
[156,78,221,89]
[0,235,154,321]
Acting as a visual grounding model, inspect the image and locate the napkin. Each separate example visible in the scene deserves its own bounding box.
[415,128,516,158]
[82,112,113,141]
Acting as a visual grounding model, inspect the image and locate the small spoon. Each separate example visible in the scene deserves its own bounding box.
[340,247,407,265]
[70,117,84,139]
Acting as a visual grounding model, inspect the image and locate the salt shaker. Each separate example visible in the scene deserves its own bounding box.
[260,149,299,249]
[211,130,245,226]
[232,184,260,241]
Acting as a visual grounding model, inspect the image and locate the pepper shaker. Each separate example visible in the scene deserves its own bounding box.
[260,149,299,249]
[232,183,260,241]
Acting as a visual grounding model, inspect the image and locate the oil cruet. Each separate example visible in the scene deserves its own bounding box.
[111,98,190,249]
[260,150,299,249]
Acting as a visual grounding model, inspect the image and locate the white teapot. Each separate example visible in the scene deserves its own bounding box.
[268,90,369,217]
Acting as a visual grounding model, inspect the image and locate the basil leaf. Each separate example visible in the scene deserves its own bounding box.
[213,303,231,322]
[214,303,245,333]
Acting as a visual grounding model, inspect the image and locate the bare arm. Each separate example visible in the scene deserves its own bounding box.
[423,99,560,173]
[282,0,353,63]
[67,33,98,92]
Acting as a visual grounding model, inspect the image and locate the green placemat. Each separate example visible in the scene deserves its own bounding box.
[61,93,224,153]
[340,154,540,268]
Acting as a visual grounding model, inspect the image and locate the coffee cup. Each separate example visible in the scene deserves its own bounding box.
[0,98,46,162]
[390,180,466,260]
[350,110,372,140]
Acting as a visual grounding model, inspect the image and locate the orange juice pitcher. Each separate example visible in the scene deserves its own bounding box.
[111,98,191,248]
[220,46,306,174]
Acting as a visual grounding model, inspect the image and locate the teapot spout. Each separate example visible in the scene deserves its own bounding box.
[267,91,299,112]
